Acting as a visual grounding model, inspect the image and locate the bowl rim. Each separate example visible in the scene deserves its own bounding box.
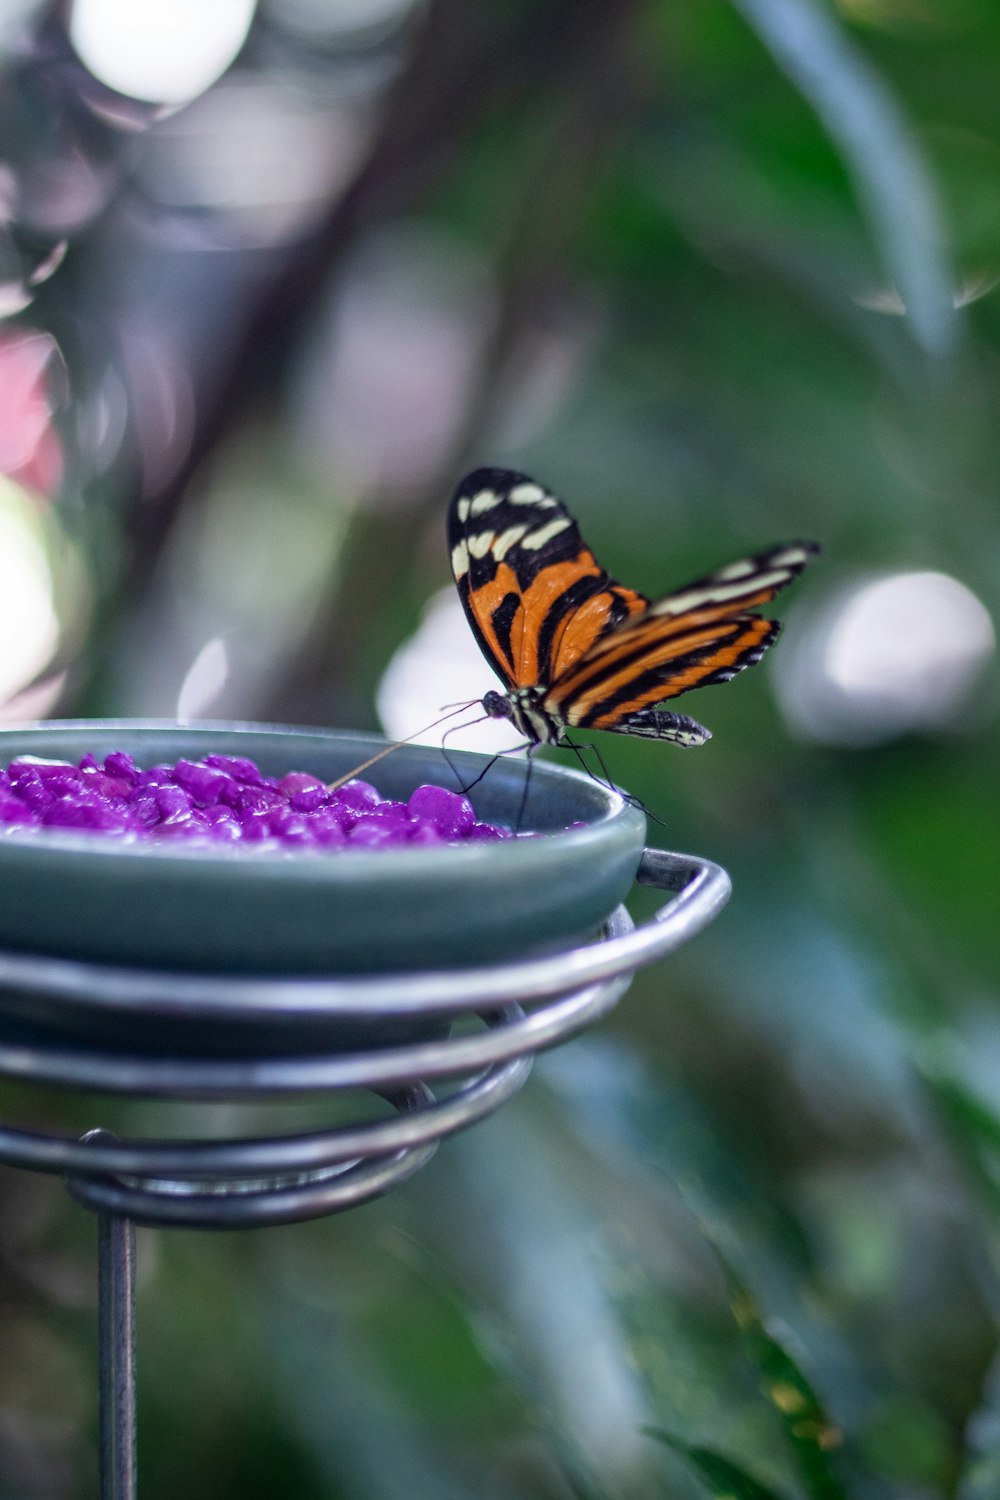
[0,718,643,869]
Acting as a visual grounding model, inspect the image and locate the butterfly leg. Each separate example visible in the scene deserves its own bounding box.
[513,742,540,835]
[439,715,534,798]
[561,735,668,829]
[561,735,618,794]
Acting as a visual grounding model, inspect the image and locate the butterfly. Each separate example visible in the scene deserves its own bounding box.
[448,467,818,748]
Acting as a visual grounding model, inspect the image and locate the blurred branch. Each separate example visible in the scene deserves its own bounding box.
[269,0,647,725]
[116,0,630,618]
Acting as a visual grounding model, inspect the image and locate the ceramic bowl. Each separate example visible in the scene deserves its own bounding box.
[0,722,646,976]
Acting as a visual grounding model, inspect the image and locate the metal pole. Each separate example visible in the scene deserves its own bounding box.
[79,1131,137,1500]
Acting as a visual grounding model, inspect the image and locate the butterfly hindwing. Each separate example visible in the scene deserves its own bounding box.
[548,614,780,731]
[448,468,647,691]
[546,541,816,735]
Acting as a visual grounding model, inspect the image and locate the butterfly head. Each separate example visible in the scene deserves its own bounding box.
[482,689,513,723]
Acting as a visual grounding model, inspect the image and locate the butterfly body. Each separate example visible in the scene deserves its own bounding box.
[449,467,817,749]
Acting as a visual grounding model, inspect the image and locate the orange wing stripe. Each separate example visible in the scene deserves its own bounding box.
[547,607,749,698]
[549,584,646,679]
[581,587,780,661]
[555,619,774,726]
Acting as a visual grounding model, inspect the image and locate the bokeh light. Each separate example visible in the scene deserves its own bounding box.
[294,224,495,502]
[69,0,256,105]
[176,636,230,722]
[776,570,997,746]
[139,77,367,245]
[377,588,523,752]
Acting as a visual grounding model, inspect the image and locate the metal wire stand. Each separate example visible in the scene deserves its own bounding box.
[0,846,729,1499]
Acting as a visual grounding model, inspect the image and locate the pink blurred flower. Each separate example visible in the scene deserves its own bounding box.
[0,331,63,498]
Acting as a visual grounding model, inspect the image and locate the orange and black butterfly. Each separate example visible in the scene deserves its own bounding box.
[448,467,818,748]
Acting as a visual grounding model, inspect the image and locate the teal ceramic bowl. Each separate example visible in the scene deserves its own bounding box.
[0,723,646,976]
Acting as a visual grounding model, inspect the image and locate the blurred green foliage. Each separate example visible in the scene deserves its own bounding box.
[2,0,1000,1496]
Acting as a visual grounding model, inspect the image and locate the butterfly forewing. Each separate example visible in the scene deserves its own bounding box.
[448,468,648,691]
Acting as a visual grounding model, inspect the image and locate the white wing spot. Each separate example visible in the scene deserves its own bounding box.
[508,482,555,507]
[651,569,790,614]
[451,540,469,579]
[716,559,756,581]
[456,497,471,523]
[770,547,808,569]
[492,524,528,560]
[467,531,496,559]
[520,516,572,550]
[470,489,501,516]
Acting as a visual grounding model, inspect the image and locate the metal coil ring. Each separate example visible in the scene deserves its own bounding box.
[0,850,731,1226]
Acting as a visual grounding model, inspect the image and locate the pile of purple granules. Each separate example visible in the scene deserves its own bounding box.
[0,752,513,850]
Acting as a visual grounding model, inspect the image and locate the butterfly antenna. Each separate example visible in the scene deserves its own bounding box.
[326,704,479,791]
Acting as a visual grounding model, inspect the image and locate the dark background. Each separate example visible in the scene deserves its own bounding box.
[1,1,999,1496]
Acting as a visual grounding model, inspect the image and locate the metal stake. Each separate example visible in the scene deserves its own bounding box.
[80,1131,137,1500]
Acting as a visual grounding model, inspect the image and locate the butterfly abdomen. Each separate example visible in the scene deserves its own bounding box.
[585,707,710,747]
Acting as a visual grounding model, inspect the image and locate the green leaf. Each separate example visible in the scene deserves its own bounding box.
[728,0,955,357]
[956,1347,1000,1500]
[645,1427,793,1500]
[717,1255,847,1500]
[919,1048,1000,1219]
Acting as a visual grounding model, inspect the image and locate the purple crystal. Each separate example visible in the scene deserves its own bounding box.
[44,769,85,798]
[154,785,192,820]
[287,779,326,813]
[11,772,50,812]
[361,801,413,832]
[81,766,133,800]
[17,758,77,782]
[0,791,35,825]
[0,749,517,850]
[406,784,475,837]
[155,816,208,838]
[103,751,140,783]
[308,814,347,847]
[172,759,233,806]
[203,806,241,839]
[8,762,43,786]
[130,796,161,829]
[347,815,403,848]
[236,786,283,816]
[203,754,264,784]
[466,821,509,842]
[136,765,175,789]
[42,797,131,831]
[334,780,381,814]
[279,771,323,799]
[408,823,446,846]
